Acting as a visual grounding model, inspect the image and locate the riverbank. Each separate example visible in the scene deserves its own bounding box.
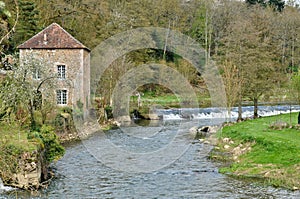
[211,112,300,190]
[0,123,64,190]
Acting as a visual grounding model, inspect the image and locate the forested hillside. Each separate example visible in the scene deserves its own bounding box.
[1,0,300,119]
[2,0,300,193]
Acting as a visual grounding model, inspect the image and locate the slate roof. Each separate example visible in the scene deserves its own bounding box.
[17,23,90,51]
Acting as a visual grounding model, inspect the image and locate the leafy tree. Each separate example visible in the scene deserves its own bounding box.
[238,7,284,118]
[213,2,286,119]
[246,0,285,12]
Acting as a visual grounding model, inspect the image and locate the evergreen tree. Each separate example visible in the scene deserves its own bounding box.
[9,0,41,52]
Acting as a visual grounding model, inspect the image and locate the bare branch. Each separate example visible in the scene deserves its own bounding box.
[0,0,19,46]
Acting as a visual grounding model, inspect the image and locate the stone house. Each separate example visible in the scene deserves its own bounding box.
[17,23,90,116]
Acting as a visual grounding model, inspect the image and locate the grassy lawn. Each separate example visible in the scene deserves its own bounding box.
[129,91,211,114]
[130,94,180,108]
[215,112,300,189]
[0,122,39,183]
[0,122,37,152]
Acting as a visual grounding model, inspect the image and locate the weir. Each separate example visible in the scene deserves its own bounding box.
[155,105,300,121]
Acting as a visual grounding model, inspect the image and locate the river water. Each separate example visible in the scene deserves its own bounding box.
[1,106,300,198]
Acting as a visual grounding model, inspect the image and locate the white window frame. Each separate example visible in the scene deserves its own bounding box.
[56,89,68,105]
[57,64,66,80]
[32,68,41,80]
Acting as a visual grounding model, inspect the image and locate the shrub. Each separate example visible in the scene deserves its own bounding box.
[60,106,73,114]
[105,105,113,119]
[28,125,65,163]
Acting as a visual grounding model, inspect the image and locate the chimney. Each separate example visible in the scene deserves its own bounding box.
[43,33,47,45]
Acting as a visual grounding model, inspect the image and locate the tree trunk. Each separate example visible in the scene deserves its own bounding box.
[163,21,171,61]
[237,90,243,122]
[253,98,258,119]
[29,100,36,130]
[238,100,242,122]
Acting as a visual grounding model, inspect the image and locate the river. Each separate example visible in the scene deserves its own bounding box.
[1,106,300,198]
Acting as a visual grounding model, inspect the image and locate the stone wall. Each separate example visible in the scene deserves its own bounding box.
[19,48,90,113]
[83,49,90,117]
[9,149,47,190]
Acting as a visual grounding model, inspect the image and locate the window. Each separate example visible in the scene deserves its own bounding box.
[32,68,41,79]
[57,65,66,79]
[56,90,67,105]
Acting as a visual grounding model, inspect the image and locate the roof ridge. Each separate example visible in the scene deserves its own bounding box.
[52,23,88,49]
[17,23,90,51]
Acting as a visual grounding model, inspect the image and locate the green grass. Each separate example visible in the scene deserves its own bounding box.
[0,122,39,183]
[216,112,300,189]
[130,94,180,108]
[129,91,211,115]
[0,122,37,152]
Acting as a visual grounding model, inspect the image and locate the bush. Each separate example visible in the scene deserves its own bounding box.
[105,105,113,119]
[60,106,73,114]
[28,125,65,163]
[53,113,64,132]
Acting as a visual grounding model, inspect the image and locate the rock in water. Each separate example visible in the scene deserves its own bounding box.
[198,126,210,133]
[189,126,198,138]
[190,126,215,139]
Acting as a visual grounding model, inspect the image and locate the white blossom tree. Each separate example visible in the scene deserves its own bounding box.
[0,54,57,129]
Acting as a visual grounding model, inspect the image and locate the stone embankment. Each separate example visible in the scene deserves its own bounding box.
[4,149,49,190]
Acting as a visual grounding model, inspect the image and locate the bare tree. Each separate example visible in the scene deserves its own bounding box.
[220,60,242,120]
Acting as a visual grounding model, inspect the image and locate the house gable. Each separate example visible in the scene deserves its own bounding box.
[17,23,90,51]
